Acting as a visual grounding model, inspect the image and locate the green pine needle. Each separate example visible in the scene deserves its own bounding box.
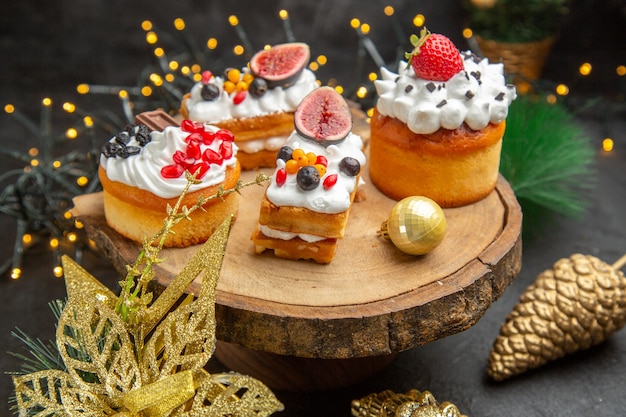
[499,95,596,222]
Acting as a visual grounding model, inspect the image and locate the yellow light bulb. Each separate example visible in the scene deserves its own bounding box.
[83,116,94,127]
[579,62,592,76]
[350,18,360,29]
[165,74,175,82]
[66,128,78,139]
[546,94,557,104]
[309,62,319,71]
[317,55,327,65]
[413,14,425,27]
[53,266,64,278]
[146,31,158,44]
[169,60,179,71]
[77,176,89,186]
[360,23,370,34]
[174,18,185,31]
[368,72,378,81]
[141,20,153,31]
[617,65,626,76]
[154,47,165,58]
[555,84,569,96]
[63,102,76,113]
[42,97,52,106]
[63,211,73,220]
[463,28,473,39]
[76,84,89,94]
[191,64,201,73]
[233,45,244,55]
[357,86,368,98]
[75,219,84,229]
[384,6,395,16]
[141,86,153,96]
[67,233,78,243]
[228,15,239,26]
[367,108,374,118]
[49,238,59,249]
[28,147,39,157]
[11,268,21,280]
[279,10,288,20]
[118,90,128,99]
[4,104,15,114]
[602,138,614,152]
[22,234,32,244]
[334,85,344,94]
[30,159,39,167]
[52,160,61,169]
[207,38,218,49]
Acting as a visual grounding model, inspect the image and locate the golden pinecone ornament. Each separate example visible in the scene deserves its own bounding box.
[487,253,626,381]
[351,389,467,417]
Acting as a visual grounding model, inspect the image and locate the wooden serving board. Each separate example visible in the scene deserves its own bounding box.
[74,169,521,360]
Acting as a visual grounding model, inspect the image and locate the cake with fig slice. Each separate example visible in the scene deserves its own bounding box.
[180,42,319,170]
[251,87,366,264]
[369,28,517,207]
[98,110,241,248]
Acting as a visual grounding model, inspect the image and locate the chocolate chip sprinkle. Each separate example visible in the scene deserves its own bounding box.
[436,99,448,108]
[405,85,414,93]
[426,82,436,93]
[465,90,475,99]
[495,92,506,101]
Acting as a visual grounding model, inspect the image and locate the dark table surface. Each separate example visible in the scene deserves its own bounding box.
[1,1,625,416]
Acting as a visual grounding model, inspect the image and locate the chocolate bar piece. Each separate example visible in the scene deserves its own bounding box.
[134,110,180,131]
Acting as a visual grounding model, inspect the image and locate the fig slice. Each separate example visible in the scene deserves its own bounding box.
[250,42,310,89]
[294,86,352,145]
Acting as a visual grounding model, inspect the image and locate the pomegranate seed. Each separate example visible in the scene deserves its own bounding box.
[180,119,204,133]
[275,168,287,186]
[201,70,213,84]
[323,173,338,190]
[172,150,194,168]
[185,132,204,144]
[161,163,185,178]
[215,129,235,142]
[233,90,247,105]
[190,162,210,179]
[202,148,223,165]
[186,142,201,160]
[220,141,233,159]
[200,130,216,145]
[315,155,328,167]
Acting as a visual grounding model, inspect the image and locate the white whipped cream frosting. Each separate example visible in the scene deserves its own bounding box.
[100,124,238,199]
[184,68,319,123]
[265,132,366,215]
[374,51,517,134]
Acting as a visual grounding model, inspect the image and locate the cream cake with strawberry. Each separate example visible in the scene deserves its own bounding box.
[98,111,241,248]
[252,87,366,264]
[180,42,319,170]
[369,28,517,207]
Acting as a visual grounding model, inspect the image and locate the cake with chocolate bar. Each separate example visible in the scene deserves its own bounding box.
[180,42,319,170]
[369,28,517,207]
[251,87,366,263]
[98,110,241,247]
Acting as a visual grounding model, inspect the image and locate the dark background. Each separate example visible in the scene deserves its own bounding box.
[1,1,625,416]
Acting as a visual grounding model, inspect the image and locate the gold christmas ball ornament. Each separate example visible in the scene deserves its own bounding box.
[379,196,446,255]
[351,389,467,417]
[487,253,626,381]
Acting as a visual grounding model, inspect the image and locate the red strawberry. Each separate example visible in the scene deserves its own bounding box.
[405,28,463,82]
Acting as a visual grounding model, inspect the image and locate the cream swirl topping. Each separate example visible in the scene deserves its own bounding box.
[374,51,517,134]
[100,124,238,199]
[265,132,366,215]
[184,69,319,122]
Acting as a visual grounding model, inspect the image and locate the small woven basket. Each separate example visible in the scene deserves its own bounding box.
[475,35,555,88]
